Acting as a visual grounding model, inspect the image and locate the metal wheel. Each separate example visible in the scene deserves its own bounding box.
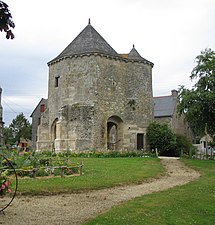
[0,154,18,213]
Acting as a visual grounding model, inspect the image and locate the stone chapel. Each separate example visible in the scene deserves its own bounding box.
[35,20,154,152]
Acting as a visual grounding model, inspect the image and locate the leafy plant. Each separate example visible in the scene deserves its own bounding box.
[146,121,176,156]
[175,134,196,157]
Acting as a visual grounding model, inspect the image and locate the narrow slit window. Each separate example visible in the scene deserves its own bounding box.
[55,76,60,87]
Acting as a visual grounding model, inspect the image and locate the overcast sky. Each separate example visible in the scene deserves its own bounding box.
[0,0,215,125]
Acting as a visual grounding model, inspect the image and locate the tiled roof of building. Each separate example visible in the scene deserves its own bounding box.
[48,20,154,66]
[51,20,118,63]
[153,90,178,117]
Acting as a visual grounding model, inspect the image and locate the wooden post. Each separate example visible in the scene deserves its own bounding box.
[79,161,83,176]
[32,168,37,178]
[180,149,183,158]
[61,166,67,178]
[205,123,208,159]
[155,148,158,157]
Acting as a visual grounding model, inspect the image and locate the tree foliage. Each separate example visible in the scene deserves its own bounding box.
[4,113,32,144]
[175,134,195,157]
[177,48,215,137]
[146,121,176,156]
[0,1,15,39]
[3,126,13,145]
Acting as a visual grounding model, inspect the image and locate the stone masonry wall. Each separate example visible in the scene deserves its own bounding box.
[37,54,153,151]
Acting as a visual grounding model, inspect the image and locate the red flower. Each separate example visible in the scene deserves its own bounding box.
[5,181,9,187]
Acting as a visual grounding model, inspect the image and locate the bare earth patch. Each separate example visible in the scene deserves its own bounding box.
[0,157,200,225]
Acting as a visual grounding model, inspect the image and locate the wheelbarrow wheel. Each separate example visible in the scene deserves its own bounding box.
[0,154,18,213]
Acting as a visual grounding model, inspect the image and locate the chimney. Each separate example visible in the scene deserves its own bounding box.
[171,89,178,97]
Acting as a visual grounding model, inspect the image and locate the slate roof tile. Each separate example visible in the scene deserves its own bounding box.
[51,21,118,63]
[153,95,177,117]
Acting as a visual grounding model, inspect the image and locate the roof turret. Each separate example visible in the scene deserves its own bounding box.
[50,20,118,64]
[128,45,154,66]
[128,44,144,60]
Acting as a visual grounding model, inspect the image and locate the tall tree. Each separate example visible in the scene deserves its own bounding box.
[9,113,32,143]
[178,48,215,138]
[0,1,15,39]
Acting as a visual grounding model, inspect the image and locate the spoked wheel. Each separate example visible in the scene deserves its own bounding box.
[0,154,18,213]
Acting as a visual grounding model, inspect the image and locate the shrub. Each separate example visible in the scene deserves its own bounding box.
[175,134,194,157]
[146,121,176,156]
[39,158,50,166]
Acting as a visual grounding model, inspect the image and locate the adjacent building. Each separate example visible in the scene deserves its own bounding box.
[30,98,48,149]
[154,90,194,141]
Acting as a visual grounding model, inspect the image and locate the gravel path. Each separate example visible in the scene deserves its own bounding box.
[0,157,200,225]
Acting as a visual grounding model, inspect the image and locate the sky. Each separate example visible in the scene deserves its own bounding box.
[0,0,215,126]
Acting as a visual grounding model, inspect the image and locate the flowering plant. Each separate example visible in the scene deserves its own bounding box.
[0,170,11,197]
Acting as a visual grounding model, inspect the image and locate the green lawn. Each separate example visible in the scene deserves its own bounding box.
[84,159,215,225]
[16,157,164,195]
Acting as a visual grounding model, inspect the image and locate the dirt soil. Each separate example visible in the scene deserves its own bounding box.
[0,157,200,225]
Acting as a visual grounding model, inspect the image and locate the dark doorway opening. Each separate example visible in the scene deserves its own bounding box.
[107,122,117,150]
[137,133,144,150]
[107,116,123,150]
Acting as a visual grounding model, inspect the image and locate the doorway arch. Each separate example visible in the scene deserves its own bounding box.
[107,116,123,150]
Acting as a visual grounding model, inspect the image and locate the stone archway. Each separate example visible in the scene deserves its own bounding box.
[107,116,123,150]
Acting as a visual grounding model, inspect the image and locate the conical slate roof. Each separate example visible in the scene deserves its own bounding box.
[128,45,144,60]
[51,20,118,63]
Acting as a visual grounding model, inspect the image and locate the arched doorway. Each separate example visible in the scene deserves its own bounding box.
[107,116,123,150]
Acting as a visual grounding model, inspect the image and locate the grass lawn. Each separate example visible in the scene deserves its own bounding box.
[84,159,215,225]
[16,157,164,195]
